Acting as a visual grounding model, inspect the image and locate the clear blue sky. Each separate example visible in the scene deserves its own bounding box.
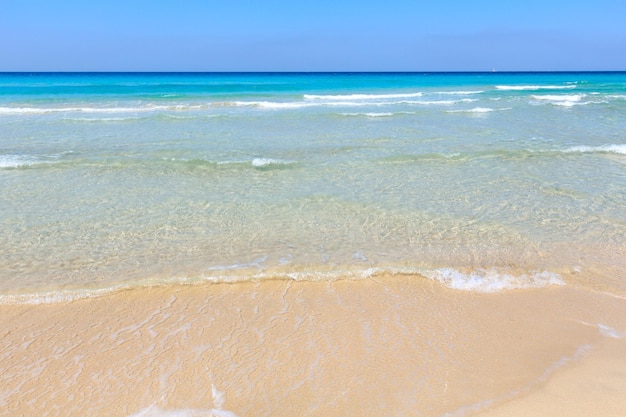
[1,0,625,71]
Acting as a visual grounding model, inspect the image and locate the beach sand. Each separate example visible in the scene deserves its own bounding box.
[2,274,626,416]
[478,336,626,417]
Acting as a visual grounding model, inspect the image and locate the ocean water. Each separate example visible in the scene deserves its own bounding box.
[1,72,625,300]
[3,73,626,417]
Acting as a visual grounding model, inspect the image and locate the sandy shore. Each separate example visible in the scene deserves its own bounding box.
[477,336,626,417]
[2,274,625,416]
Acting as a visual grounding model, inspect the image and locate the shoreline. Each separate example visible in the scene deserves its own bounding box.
[3,274,625,416]
[0,264,580,306]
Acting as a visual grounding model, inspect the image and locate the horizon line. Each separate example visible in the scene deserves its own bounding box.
[2,70,626,75]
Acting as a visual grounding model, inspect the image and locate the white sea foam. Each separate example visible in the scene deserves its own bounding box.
[446,107,493,113]
[0,154,42,168]
[580,322,626,339]
[303,92,423,100]
[232,98,477,109]
[496,85,577,91]
[251,158,296,168]
[414,98,478,105]
[63,116,143,122]
[235,100,385,109]
[0,266,567,305]
[0,271,265,305]
[234,100,315,109]
[563,144,626,155]
[531,94,587,106]
[0,285,129,305]
[0,106,76,115]
[235,100,366,109]
[420,268,564,292]
[178,157,297,168]
[363,112,395,117]
[446,107,512,114]
[340,112,396,117]
[550,101,585,107]
[531,94,585,101]
[435,90,484,95]
[0,104,206,115]
[281,267,383,282]
[0,266,389,306]
[598,324,626,339]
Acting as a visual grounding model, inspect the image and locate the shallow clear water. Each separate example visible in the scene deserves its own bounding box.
[1,72,625,298]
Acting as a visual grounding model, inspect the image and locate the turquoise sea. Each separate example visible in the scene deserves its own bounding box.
[1,72,625,301]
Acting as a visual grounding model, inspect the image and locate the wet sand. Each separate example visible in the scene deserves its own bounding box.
[2,273,626,416]
[478,336,626,417]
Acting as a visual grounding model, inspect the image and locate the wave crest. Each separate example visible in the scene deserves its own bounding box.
[0,154,54,169]
[420,268,564,292]
[446,107,512,114]
[564,144,626,155]
[303,92,423,100]
[0,266,568,305]
[251,158,297,169]
[496,85,577,91]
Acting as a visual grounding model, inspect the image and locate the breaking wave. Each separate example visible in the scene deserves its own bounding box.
[419,268,565,292]
[496,85,577,91]
[563,144,626,155]
[303,92,424,100]
[446,107,512,114]
[0,266,567,305]
[0,154,57,169]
